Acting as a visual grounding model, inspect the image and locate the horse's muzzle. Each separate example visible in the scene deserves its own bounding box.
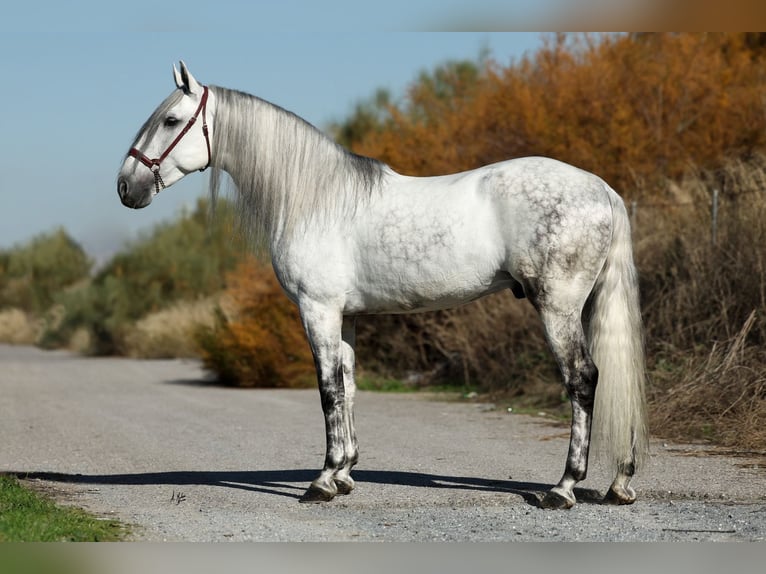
[117,177,151,209]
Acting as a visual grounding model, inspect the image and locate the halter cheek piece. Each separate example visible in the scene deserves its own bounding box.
[128,85,211,195]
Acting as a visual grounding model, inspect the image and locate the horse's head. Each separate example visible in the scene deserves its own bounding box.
[117,62,212,209]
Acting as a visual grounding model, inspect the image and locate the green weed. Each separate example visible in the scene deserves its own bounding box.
[0,475,124,542]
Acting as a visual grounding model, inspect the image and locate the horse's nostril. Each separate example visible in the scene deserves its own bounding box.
[118,178,128,199]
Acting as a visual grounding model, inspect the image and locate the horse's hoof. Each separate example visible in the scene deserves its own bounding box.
[540,489,576,510]
[604,485,636,505]
[334,476,355,495]
[299,485,336,503]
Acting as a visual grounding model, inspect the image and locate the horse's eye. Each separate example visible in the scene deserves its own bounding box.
[164,117,180,128]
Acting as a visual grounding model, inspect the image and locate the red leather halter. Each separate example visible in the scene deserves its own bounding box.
[128,86,211,195]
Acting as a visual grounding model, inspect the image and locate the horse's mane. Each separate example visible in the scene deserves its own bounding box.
[207,86,387,243]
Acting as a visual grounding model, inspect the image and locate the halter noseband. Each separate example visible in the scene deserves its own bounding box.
[128,85,211,195]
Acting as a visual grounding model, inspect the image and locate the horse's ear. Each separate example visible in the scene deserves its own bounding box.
[177,60,202,95]
[173,63,184,90]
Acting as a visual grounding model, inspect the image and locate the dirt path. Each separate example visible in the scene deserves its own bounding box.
[1,344,764,541]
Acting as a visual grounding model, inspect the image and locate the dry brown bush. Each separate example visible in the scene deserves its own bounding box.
[356,294,561,402]
[0,308,41,345]
[648,312,766,450]
[122,297,220,359]
[634,156,766,448]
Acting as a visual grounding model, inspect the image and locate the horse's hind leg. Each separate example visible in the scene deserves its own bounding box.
[536,308,599,510]
[604,450,638,504]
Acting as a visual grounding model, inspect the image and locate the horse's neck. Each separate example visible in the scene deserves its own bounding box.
[212,92,305,239]
[212,87,386,247]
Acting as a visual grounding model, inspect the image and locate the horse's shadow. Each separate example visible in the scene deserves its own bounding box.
[10,469,605,508]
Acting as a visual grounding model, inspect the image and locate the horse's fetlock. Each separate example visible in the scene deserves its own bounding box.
[570,467,587,482]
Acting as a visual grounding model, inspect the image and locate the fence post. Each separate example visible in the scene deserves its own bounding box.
[711,189,719,246]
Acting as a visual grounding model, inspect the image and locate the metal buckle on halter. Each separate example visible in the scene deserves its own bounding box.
[199,123,210,172]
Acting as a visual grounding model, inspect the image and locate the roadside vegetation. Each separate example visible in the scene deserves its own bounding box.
[0,474,124,541]
[1,33,765,453]
[196,256,315,388]
[0,198,244,356]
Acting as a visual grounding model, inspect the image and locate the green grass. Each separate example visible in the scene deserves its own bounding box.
[0,474,125,542]
[356,374,420,393]
[356,373,485,396]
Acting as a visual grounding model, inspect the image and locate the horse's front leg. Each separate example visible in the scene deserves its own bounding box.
[331,316,359,495]
[298,302,349,503]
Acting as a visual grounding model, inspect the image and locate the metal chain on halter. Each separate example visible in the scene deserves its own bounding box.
[151,164,166,195]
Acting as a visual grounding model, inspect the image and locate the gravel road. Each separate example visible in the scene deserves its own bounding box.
[1,344,765,541]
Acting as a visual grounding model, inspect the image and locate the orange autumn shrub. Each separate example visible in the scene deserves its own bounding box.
[196,257,315,388]
[351,33,766,200]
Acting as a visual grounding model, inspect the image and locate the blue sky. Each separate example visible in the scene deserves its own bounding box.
[0,2,547,263]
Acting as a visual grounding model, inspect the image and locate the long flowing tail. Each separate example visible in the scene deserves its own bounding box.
[588,188,649,473]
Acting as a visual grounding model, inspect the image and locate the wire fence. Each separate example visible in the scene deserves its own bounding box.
[627,186,766,246]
